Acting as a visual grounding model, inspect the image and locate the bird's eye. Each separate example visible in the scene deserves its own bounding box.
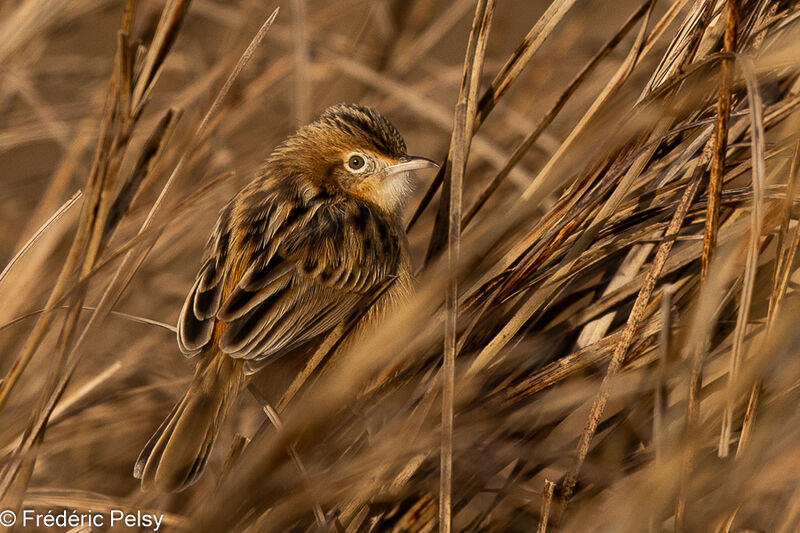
[345,154,367,172]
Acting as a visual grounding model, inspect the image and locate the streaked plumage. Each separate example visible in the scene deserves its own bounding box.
[134,103,436,492]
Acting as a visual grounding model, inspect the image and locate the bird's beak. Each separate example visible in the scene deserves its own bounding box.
[387,155,439,175]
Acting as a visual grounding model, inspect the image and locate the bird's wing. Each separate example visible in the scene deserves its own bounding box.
[177,190,403,362]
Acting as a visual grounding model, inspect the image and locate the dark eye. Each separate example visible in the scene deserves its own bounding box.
[346,154,366,171]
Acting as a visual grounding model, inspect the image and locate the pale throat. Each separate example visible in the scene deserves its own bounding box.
[379,170,413,212]
[349,169,412,213]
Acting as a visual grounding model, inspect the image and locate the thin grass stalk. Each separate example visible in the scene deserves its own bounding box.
[440,99,465,533]
[439,2,495,528]
[0,305,176,336]
[655,284,672,465]
[276,326,345,412]
[649,283,673,533]
[705,0,739,457]
[676,151,715,533]
[676,0,739,518]
[0,191,82,288]
[537,479,556,533]
[769,141,800,329]
[719,51,764,459]
[643,0,716,100]
[218,434,250,489]
[736,68,800,457]
[771,141,800,302]
[703,0,739,283]
[130,0,191,114]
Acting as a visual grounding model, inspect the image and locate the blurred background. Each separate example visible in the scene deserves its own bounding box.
[1,0,800,531]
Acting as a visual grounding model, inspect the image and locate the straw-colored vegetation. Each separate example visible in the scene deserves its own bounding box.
[1,0,800,531]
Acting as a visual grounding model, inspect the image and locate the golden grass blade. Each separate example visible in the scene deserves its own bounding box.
[439,3,495,529]
[654,284,672,465]
[441,97,467,533]
[719,48,764,459]
[130,0,191,114]
[0,306,176,336]
[703,1,739,284]
[771,140,800,303]
[0,191,82,289]
[723,53,767,457]
[642,0,714,96]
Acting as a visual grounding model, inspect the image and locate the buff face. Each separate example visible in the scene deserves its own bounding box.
[268,103,436,213]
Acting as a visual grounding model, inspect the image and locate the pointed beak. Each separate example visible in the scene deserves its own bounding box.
[387,155,439,175]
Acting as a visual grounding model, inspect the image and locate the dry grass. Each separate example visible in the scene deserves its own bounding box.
[1,0,800,531]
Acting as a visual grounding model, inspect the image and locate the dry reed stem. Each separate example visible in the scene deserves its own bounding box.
[0,191,82,288]
[654,284,673,465]
[537,479,556,533]
[706,0,741,459]
[442,97,466,533]
[729,53,775,458]
[702,3,738,288]
[719,52,764,457]
[439,3,495,529]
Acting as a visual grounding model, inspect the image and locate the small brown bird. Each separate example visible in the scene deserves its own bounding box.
[134,103,437,491]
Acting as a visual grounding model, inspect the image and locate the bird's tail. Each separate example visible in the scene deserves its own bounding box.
[134,355,242,492]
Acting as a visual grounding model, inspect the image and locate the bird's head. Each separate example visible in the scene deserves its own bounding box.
[270,103,438,213]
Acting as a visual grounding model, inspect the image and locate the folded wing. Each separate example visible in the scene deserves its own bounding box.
[177,187,403,366]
